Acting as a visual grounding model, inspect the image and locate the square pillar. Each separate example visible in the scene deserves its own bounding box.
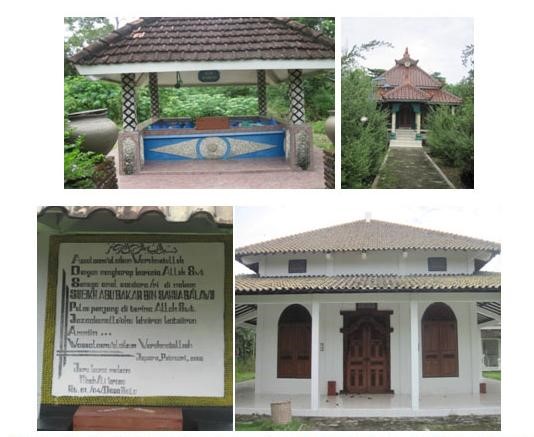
[391,111,396,134]
[410,301,420,411]
[148,72,160,119]
[470,302,482,394]
[451,106,456,115]
[311,301,320,410]
[257,70,267,117]
[288,69,305,124]
[121,73,137,131]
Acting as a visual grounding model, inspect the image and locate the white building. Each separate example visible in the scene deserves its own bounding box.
[235,219,500,417]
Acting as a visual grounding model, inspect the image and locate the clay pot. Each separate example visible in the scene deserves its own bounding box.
[68,109,119,155]
[325,110,335,145]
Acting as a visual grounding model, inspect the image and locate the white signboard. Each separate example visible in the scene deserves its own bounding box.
[50,241,225,398]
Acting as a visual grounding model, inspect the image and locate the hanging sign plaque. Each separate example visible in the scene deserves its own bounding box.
[198,70,221,83]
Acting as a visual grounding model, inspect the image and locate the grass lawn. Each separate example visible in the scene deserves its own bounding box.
[236,417,305,431]
[235,414,500,431]
[236,370,255,383]
[423,147,469,188]
[483,371,501,381]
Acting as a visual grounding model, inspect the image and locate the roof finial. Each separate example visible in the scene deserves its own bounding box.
[404,47,410,58]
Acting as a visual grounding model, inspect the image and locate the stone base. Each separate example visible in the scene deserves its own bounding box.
[118,131,142,175]
[287,123,313,170]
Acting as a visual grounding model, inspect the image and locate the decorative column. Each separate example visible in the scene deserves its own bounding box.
[415,112,421,134]
[451,106,456,115]
[288,69,305,124]
[391,111,397,134]
[118,73,141,175]
[257,70,267,117]
[121,73,137,131]
[310,300,320,410]
[410,301,420,411]
[287,69,311,170]
[148,72,160,119]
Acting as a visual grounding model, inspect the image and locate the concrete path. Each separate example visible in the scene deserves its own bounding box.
[109,147,325,189]
[374,147,453,189]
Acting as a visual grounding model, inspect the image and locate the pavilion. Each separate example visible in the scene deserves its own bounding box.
[70,17,335,174]
[374,48,462,147]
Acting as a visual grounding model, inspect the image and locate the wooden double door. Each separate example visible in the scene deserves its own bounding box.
[342,310,392,394]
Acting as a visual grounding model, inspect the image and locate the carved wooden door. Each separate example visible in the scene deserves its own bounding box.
[345,319,389,393]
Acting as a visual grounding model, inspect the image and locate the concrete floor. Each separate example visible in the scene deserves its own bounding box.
[108,146,326,189]
[235,379,500,417]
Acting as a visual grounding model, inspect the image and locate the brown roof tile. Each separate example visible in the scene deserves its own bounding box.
[71,17,334,65]
[375,48,462,104]
[235,219,501,257]
[382,83,431,101]
[235,272,501,295]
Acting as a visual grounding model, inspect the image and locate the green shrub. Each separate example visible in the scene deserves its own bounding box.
[64,120,105,189]
[341,69,389,188]
[426,77,474,188]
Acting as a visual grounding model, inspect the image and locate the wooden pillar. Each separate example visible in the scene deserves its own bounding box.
[149,72,160,118]
[257,70,267,117]
[311,301,320,410]
[288,69,305,124]
[410,301,420,411]
[121,73,137,131]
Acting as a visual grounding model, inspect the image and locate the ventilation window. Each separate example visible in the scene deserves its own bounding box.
[288,259,307,273]
[428,257,447,272]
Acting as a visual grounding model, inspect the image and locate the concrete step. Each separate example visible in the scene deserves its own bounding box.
[390,139,422,148]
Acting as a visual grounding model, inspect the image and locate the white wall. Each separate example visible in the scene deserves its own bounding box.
[242,249,481,277]
[254,300,480,396]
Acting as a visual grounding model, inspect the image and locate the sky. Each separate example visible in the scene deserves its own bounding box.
[235,204,501,274]
[342,17,473,84]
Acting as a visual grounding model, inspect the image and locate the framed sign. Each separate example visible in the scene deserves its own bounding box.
[41,234,232,407]
[198,70,220,83]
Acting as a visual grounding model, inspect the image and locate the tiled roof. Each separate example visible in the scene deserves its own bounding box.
[381,64,442,89]
[71,17,334,65]
[427,88,463,104]
[235,272,501,295]
[235,219,501,258]
[382,83,431,101]
[375,48,461,104]
[37,206,232,224]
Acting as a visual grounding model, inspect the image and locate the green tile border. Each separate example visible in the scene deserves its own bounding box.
[41,233,233,407]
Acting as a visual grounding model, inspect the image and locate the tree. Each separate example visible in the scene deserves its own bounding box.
[295,17,334,37]
[64,17,114,77]
[341,69,389,188]
[426,45,474,188]
[431,71,446,84]
[342,40,393,73]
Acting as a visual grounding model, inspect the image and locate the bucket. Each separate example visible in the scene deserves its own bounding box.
[270,400,291,424]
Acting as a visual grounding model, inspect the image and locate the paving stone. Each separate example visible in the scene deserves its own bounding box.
[376,147,451,189]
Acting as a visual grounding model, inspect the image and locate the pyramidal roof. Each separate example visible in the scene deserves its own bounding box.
[235,219,500,258]
[375,48,462,104]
